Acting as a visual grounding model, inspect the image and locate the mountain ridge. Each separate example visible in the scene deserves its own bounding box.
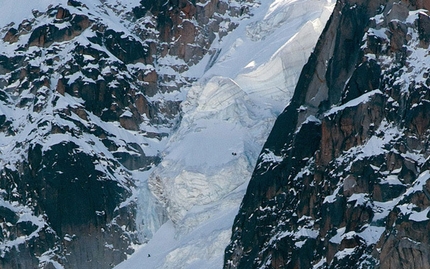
[0,0,254,268]
[225,0,430,268]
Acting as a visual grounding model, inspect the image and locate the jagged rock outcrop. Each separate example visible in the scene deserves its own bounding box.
[225,0,430,268]
[132,0,248,64]
[0,0,253,268]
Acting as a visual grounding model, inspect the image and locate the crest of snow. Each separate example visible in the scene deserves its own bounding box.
[0,0,66,28]
[295,115,321,134]
[39,250,65,269]
[357,131,395,160]
[268,229,294,246]
[397,203,416,218]
[368,28,388,39]
[401,151,426,166]
[325,90,383,116]
[293,219,318,249]
[371,13,385,25]
[372,171,430,226]
[303,115,321,124]
[256,150,284,175]
[260,149,284,164]
[313,258,327,269]
[329,227,346,244]
[333,247,357,260]
[295,227,319,240]
[0,199,46,258]
[405,170,430,195]
[409,207,430,222]
[380,174,404,185]
[406,9,429,24]
[372,196,403,223]
[329,223,384,246]
[347,193,369,206]
[358,225,385,245]
[332,121,401,170]
[323,185,341,204]
[120,110,133,118]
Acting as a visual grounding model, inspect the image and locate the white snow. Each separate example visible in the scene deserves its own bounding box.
[381,175,404,186]
[333,247,356,260]
[409,207,430,222]
[325,90,383,116]
[347,193,369,205]
[329,227,346,244]
[260,149,284,165]
[358,225,385,245]
[116,0,335,268]
[323,185,341,204]
[0,0,67,29]
[0,199,47,259]
[0,0,335,267]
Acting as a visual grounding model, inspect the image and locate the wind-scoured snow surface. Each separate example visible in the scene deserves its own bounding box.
[116,0,334,268]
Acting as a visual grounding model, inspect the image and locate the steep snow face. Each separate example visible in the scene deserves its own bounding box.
[151,0,334,228]
[149,77,264,226]
[114,0,334,268]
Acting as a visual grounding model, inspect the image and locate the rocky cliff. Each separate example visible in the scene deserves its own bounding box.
[225,0,430,268]
[0,0,253,268]
[113,0,335,268]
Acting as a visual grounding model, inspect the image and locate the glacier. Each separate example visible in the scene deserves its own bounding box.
[0,0,334,267]
[115,0,334,268]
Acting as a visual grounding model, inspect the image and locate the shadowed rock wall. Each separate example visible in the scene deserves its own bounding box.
[225,0,430,268]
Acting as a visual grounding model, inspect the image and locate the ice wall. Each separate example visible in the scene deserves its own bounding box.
[116,0,335,268]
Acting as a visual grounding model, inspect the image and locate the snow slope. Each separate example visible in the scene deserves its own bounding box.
[116,0,334,268]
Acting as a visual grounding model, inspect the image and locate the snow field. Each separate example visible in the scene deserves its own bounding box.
[117,0,335,268]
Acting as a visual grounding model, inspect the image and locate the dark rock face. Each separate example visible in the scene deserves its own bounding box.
[132,0,245,64]
[0,1,253,268]
[0,143,135,269]
[28,8,91,48]
[225,0,430,268]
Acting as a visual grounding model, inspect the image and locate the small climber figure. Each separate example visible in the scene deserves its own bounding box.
[232,152,237,156]
[148,254,151,258]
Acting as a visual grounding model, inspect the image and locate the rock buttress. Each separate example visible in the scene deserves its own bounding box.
[225,0,430,268]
